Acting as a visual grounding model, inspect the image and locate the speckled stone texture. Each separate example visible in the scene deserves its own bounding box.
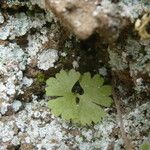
[0,0,150,149]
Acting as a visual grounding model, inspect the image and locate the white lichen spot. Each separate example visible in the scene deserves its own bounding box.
[108,50,128,70]
[0,13,29,40]
[0,122,15,142]
[30,0,46,9]
[6,80,16,95]
[37,49,58,70]
[25,136,31,144]
[26,32,48,60]
[0,102,10,115]
[0,12,47,40]
[0,43,27,101]
[22,77,33,87]
[34,111,41,118]
[11,136,20,145]
[72,60,79,69]
[12,101,22,112]
[82,130,93,141]
[99,67,107,76]
[61,52,67,57]
[0,83,6,93]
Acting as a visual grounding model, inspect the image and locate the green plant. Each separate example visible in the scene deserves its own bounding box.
[36,72,46,83]
[140,142,150,150]
[46,69,112,125]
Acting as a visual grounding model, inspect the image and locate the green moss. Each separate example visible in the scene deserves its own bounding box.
[36,72,46,83]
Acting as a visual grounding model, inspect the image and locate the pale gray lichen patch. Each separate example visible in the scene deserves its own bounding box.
[0,43,27,102]
[0,97,116,150]
[25,26,59,71]
[129,45,150,76]
[109,37,150,93]
[93,117,116,149]
[6,0,46,12]
[99,67,107,76]
[0,12,46,40]
[125,38,142,60]
[93,0,118,16]
[45,11,55,23]
[0,8,59,106]
[0,1,149,149]
[6,0,29,7]
[37,49,58,70]
[119,0,145,22]
[1,98,148,150]
[0,13,29,40]
[30,0,46,9]
[108,50,128,70]
[25,25,56,69]
[12,100,22,112]
[22,77,33,87]
[29,13,46,29]
[93,0,149,23]
[0,102,11,115]
[0,12,56,117]
[123,102,150,149]
[134,77,148,93]
[0,121,15,143]
[26,30,48,59]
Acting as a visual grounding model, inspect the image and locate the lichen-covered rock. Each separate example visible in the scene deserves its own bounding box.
[0,97,149,150]
[37,49,58,70]
[0,2,61,111]
[0,0,149,149]
[0,43,27,102]
[108,37,150,94]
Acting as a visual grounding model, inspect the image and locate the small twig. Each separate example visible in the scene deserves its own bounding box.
[112,72,133,150]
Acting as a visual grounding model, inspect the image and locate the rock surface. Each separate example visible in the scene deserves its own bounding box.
[0,0,150,149]
[45,0,149,42]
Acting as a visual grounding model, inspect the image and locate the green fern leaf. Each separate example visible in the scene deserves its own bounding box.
[46,69,112,125]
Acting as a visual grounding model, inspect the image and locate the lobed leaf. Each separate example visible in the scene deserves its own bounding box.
[46,69,80,96]
[46,69,113,125]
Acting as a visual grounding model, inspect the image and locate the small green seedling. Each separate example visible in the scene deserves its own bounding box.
[46,69,112,125]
